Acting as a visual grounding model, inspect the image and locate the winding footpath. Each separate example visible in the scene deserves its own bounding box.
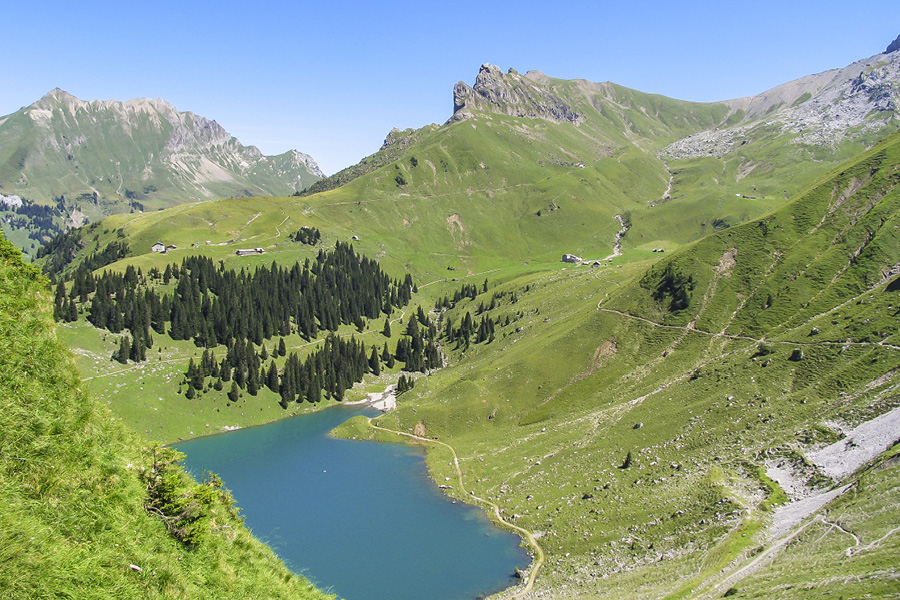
[366,420,545,599]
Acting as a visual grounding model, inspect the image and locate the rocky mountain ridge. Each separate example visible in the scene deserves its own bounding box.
[0,89,322,231]
[451,63,583,124]
[662,47,900,158]
[444,40,900,165]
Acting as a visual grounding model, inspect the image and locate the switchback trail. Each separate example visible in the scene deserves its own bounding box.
[366,420,545,600]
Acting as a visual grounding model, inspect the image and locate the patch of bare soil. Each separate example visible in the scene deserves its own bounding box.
[717,248,737,274]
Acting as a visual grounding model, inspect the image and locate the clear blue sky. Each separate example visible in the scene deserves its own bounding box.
[5,1,899,174]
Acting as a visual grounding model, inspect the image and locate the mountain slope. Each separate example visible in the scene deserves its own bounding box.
[0,89,322,252]
[0,233,331,599]
[298,47,900,274]
[360,129,900,599]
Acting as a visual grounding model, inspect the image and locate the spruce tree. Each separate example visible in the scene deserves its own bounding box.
[266,360,279,392]
[247,367,259,396]
[369,347,381,375]
[382,318,392,338]
[53,282,67,321]
[114,336,130,364]
[66,297,78,322]
[228,381,240,402]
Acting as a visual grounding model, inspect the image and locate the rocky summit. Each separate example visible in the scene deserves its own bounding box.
[451,63,582,123]
[0,89,322,226]
[886,34,900,54]
[662,47,900,158]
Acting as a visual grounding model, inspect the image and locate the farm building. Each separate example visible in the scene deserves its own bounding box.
[236,248,265,256]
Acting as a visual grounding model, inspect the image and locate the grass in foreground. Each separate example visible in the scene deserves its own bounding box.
[0,233,331,600]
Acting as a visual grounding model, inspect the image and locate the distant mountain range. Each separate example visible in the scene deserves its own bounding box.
[0,89,322,253]
[311,44,900,205]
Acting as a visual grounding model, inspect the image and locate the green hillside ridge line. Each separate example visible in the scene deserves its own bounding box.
[0,233,332,599]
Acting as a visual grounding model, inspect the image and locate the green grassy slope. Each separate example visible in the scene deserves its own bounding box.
[0,234,331,600]
[32,67,900,599]
[354,131,900,598]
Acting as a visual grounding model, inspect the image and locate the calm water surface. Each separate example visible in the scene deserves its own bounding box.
[177,405,530,600]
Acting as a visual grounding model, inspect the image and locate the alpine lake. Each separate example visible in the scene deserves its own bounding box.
[177,405,531,600]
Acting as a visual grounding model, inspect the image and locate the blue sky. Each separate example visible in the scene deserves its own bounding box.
[5,1,900,174]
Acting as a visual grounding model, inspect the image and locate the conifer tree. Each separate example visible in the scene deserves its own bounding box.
[382,318,392,338]
[247,367,259,396]
[53,282,67,321]
[369,347,381,375]
[114,336,131,364]
[228,381,240,402]
[65,297,78,322]
[381,343,393,366]
[266,360,279,392]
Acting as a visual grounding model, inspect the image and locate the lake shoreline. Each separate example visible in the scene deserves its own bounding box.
[343,383,397,411]
[166,382,398,446]
[177,400,531,600]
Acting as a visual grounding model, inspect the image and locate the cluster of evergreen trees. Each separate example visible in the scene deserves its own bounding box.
[166,243,412,346]
[181,311,441,409]
[288,226,321,245]
[181,333,373,406]
[432,279,514,349]
[434,279,487,310]
[39,229,130,278]
[0,197,66,247]
[53,242,414,365]
[53,265,162,362]
[394,313,441,371]
[51,238,448,408]
[396,374,415,395]
[441,311,497,348]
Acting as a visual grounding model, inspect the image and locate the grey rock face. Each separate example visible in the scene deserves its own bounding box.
[886,34,900,54]
[661,50,900,159]
[450,63,582,124]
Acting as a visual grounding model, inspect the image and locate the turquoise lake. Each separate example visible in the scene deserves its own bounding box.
[177,405,530,600]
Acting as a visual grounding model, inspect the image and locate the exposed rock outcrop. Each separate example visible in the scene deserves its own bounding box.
[886,34,900,54]
[450,63,582,124]
[661,48,900,158]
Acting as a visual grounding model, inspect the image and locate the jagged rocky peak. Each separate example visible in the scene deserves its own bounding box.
[288,150,324,178]
[450,63,581,124]
[887,34,900,54]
